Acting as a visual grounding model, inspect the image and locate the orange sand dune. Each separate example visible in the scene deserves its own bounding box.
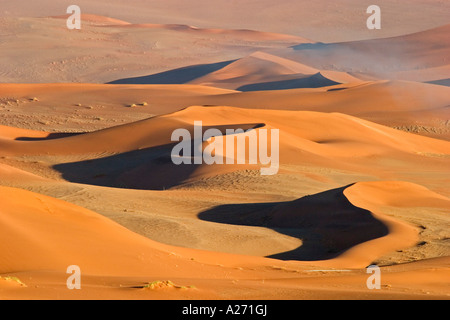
[0,180,448,299]
[51,13,131,25]
[0,16,303,83]
[324,181,450,268]
[2,106,449,159]
[187,51,361,90]
[269,24,450,84]
[0,125,48,140]
[0,163,49,184]
[260,181,450,268]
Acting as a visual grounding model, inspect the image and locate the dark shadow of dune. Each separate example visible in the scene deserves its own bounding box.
[327,87,348,92]
[426,79,450,87]
[198,185,389,261]
[52,123,265,190]
[107,60,236,84]
[15,132,82,141]
[54,143,200,190]
[237,73,340,91]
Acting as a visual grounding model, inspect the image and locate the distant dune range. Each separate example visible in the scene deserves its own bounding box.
[0,106,449,258]
[109,24,450,89]
[1,0,450,42]
[0,182,449,299]
[0,14,310,84]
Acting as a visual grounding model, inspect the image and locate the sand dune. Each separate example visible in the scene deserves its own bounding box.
[0,15,304,83]
[188,52,322,89]
[108,23,311,43]
[113,51,362,90]
[199,180,450,268]
[1,106,449,195]
[273,24,450,83]
[104,19,450,89]
[2,105,449,158]
[1,103,449,299]
[2,0,449,42]
[1,2,449,301]
[0,179,448,299]
[51,13,131,25]
[2,81,448,140]
[235,73,342,92]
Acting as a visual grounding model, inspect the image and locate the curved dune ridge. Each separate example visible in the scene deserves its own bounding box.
[0,15,305,84]
[331,181,450,268]
[106,23,450,89]
[0,105,449,192]
[116,50,363,90]
[1,81,449,140]
[107,23,312,42]
[2,0,450,42]
[0,107,449,298]
[1,3,450,300]
[0,185,244,276]
[0,180,448,298]
[188,51,363,91]
[49,14,311,43]
[2,106,449,157]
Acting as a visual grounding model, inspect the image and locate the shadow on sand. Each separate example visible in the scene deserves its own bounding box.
[107,60,236,85]
[198,185,389,261]
[52,123,265,190]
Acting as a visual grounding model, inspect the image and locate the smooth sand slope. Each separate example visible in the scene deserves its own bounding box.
[109,23,450,89]
[0,15,308,83]
[0,106,449,265]
[1,81,449,140]
[186,51,361,90]
[2,0,449,42]
[0,181,449,299]
[1,13,449,86]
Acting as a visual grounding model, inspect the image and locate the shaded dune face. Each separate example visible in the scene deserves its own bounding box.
[1,4,450,299]
[198,185,389,261]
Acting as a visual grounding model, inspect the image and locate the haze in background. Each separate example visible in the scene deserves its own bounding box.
[1,0,449,42]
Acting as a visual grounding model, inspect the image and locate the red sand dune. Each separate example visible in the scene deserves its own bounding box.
[1,179,449,299]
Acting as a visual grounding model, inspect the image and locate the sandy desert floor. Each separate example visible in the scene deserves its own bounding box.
[0,1,449,300]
